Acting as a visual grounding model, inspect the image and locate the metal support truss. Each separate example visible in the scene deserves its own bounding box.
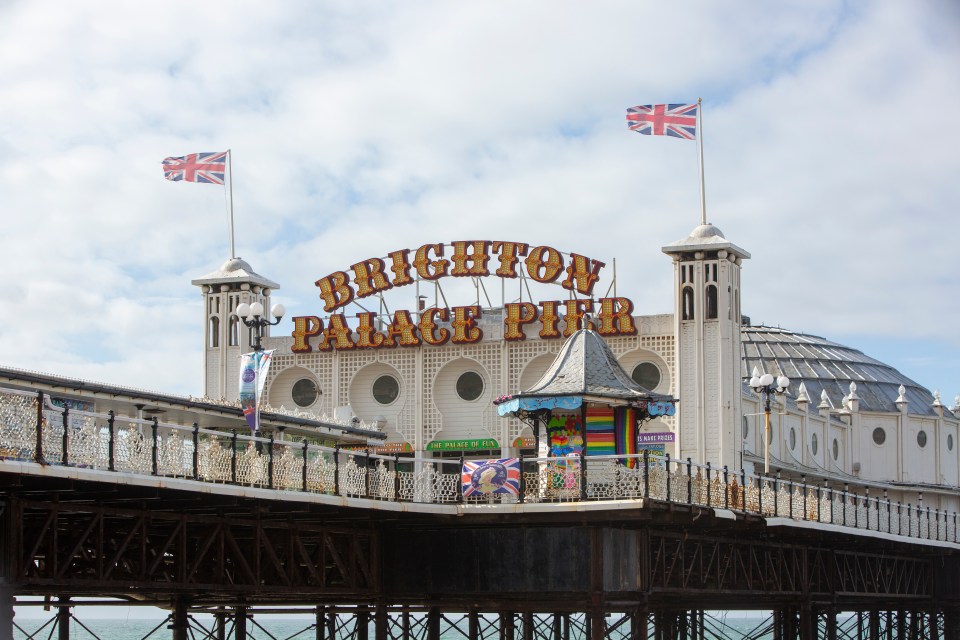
[4,497,377,599]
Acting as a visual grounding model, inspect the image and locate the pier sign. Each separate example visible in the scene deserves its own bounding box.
[291,240,638,352]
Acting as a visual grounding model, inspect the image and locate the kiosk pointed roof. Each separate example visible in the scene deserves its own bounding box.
[523,328,670,404]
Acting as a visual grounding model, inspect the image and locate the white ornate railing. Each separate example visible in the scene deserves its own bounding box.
[1,386,957,545]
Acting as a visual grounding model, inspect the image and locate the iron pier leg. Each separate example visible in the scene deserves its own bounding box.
[171,598,189,640]
[825,608,837,640]
[0,582,13,640]
[357,608,370,640]
[327,609,337,640]
[235,606,247,640]
[402,610,411,640]
[427,606,440,640]
[801,604,817,640]
[944,607,960,640]
[315,606,325,640]
[215,611,227,640]
[501,611,514,640]
[897,610,906,640]
[563,613,571,640]
[375,604,388,640]
[932,609,941,640]
[56,597,71,640]
[588,609,605,640]
[469,609,480,640]
[636,608,648,640]
[523,612,533,640]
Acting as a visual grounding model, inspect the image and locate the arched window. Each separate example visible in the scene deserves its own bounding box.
[208,317,220,348]
[682,286,695,320]
[229,317,239,347]
[705,284,718,319]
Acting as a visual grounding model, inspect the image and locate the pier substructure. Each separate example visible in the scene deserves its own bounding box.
[1,475,958,639]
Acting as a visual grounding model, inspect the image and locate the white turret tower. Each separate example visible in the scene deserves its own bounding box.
[662,223,749,471]
[191,257,281,400]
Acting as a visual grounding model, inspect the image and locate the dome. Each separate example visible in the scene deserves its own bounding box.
[688,223,725,239]
[191,256,281,290]
[741,325,944,417]
[220,257,253,273]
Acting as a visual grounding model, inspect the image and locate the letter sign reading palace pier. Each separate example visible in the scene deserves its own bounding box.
[291,240,637,352]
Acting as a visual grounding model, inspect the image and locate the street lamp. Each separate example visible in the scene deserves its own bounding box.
[749,366,790,474]
[234,301,285,447]
[235,301,286,351]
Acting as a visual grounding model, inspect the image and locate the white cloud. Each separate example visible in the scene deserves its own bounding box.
[0,0,957,396]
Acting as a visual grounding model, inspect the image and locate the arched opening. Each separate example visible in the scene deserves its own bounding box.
[208,316,220,348]
[682,286,695,320]
[705,284,718,320]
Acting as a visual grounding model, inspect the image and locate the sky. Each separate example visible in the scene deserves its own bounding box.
[1,1,959,404]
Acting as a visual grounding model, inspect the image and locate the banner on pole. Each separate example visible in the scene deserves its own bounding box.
[239,350,274,433]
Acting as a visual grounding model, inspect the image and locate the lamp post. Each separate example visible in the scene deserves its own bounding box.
[234,301,285,441]
[234,301,285,352]
[749,366,790,474]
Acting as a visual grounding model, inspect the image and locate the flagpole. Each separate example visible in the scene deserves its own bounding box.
[696,98,707,226]
[227,149,236,259]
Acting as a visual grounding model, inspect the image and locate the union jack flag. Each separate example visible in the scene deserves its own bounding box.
[162,151,228,184]
[626,104,698,140]
[461,458,521,497]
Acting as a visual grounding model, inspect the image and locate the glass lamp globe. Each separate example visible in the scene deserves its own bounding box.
[235,302,251,319]
[249,301,265,318]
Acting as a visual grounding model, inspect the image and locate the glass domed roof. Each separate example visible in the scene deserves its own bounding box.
[741,325,946,417]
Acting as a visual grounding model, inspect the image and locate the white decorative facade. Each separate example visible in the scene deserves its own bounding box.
[193,224,960,514]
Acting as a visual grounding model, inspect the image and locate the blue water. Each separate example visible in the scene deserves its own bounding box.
[13,614,771,639]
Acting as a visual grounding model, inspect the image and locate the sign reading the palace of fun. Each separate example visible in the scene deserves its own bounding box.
[291,240,638,352]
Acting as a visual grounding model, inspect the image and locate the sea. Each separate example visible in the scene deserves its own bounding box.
[12,611,775,639]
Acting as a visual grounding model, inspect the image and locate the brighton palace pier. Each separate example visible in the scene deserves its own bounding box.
[0,223,958,639]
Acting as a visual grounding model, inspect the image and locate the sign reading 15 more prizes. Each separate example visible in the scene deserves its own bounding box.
[291,240,638,352]
[637,432,674,458]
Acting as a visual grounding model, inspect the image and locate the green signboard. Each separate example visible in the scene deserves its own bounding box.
[426,438,500,452]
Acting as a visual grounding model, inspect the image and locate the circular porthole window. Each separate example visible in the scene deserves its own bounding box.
[811,433,819,455]
[631,362,661,391]
[456,371,484,402]
[372,375,400,406]
[292,378,320,408]
[917,430,928,448]
[832,438,839,461]
[949,434,955,451]
[872,427,886,446]
[789,428,796,450]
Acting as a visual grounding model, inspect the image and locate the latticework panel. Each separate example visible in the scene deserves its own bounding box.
[338,349,418,444]
[0,391,39,460]
[504,339,564,443]
[422,342,503,444]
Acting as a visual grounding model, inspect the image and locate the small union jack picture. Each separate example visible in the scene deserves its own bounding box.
[162,151,228,184]
[626,104,698,140]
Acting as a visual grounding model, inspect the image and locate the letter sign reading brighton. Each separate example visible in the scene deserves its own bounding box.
[292,240,638,352]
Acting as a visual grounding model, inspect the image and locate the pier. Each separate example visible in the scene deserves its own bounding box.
[1,383,958,639]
